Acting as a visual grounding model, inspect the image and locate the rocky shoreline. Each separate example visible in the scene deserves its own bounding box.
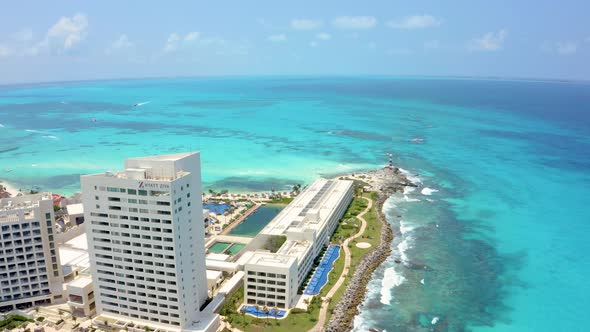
[325,167,415,332]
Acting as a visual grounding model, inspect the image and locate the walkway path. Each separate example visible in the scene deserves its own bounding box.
[309,196,372,332]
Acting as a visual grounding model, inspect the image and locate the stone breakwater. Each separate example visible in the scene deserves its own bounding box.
[325,167,415,332]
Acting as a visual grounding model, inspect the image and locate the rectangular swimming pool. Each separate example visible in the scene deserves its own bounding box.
[208,241,231,253]
[228,204,284,237]
[226,243,246,255]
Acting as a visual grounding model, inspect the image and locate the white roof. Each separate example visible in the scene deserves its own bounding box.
[205,259,238,272]
[235,250,255,267]
[260,179,353,236]
[66,203,84,216]
[67,275,93,288]
[245,251,297,269]
[276,240,312,262]
[65,233,88,250]
[59,247,89,269]
[59,233,89,270]
[206,253,230,261]
[128,152,197,162]
[206,270,223,280]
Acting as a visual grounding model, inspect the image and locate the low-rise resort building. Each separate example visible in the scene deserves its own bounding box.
[243,179,353,309]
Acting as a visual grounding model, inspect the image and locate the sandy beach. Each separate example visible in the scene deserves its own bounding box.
[0,179,20,197]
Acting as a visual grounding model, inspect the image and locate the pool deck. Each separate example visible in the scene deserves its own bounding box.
[219,203,262,235]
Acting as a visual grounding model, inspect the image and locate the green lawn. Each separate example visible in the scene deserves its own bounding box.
[0,315,33,330]
[267,196,294,204]
[326,192,381,323]
[222,286,322,332]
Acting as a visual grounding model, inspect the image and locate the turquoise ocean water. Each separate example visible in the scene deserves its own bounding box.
[0,77,588,331]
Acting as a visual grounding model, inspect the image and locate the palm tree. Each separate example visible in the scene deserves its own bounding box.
[262,306,269,327]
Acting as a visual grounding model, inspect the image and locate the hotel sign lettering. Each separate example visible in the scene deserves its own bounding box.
[138,181,170,190]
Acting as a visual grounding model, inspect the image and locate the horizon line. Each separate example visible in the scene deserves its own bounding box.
[1,73,589,87]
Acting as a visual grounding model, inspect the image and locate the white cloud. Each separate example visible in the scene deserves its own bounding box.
[163,32,201,52]
[0,14,87,57]
[46,13,89,50]
[112,34,133,49]
[556,41,577,55]
[332,16,377,29]
[184,31,200,42]
[105,34,134,55]
[387,15,441,30]
[469,29,508,51]
[0,45,13,57]
[316,33,331,40]
[268,34,287,42]
[291,19,322,30]
[163,33,180,52]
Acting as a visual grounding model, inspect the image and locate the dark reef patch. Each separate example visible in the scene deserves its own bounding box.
[204,176,302,192]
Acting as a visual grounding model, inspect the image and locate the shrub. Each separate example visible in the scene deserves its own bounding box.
[290,308,307,314]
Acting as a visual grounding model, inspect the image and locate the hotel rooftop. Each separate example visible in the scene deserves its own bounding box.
[85,152,196,182]
[260,179,353,236]
[246,252,297,269]
[0,193,53,223]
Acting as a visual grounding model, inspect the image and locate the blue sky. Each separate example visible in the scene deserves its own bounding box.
[0,0,588,83]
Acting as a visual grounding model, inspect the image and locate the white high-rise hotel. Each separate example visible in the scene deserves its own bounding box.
[0,193,64,312]
[82,153,209,330]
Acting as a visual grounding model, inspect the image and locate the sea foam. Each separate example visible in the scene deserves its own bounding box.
[398,237,412,263]
[421,187,438,195]
[399,167,422,185]
[380,267,405,305]
[399,220,418,234]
